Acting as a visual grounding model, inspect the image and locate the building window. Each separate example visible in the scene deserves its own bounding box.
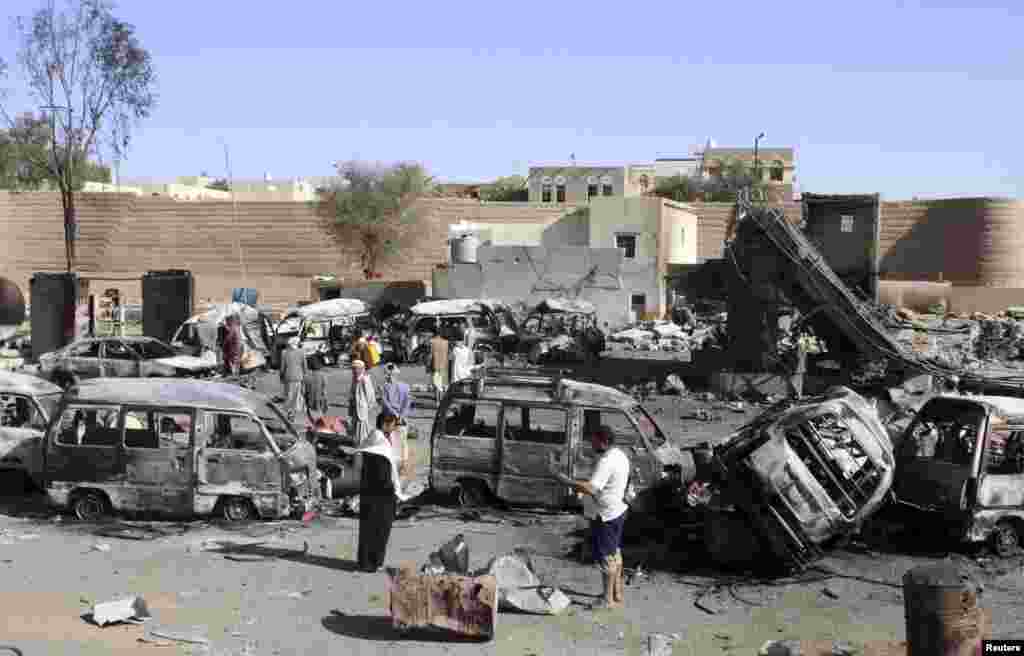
[556,184,566,203]
[541,184,553,203]
[615,234,637,259]
[841,215,854,233]
[639,174,650,192]
[587,184,598,201]
[770,161,785,182]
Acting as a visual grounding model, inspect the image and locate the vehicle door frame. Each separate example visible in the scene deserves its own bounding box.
[429,396,502,497]
[193,408,287,517]
[42,401,126,499]
[66,340,103,378]
[118,404,196,516]
[967,413,1024,535]
[0,391,51,474]
[495,401,575,508]
[100,338,143,378]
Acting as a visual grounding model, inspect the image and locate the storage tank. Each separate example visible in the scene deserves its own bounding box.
[451,233,480,264]
[976,199,1024,287]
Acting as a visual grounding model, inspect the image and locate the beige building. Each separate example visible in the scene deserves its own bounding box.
[87,176,320,202]
[527,146,797,205]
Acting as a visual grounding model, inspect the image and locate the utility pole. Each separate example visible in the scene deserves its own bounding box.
[222,140,246,292]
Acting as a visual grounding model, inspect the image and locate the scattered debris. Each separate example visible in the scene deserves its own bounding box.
[90,596,152,627]
[423,534,470,576]
[760,639,803,656]
[144,626,210,646]
[647,633,675,656]
[822,587,840,600]
[487,550,571,615]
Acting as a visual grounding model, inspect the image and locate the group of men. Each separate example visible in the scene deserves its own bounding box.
[426,324,481,405]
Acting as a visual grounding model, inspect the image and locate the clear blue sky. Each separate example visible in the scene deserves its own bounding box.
[3,0,1022,199]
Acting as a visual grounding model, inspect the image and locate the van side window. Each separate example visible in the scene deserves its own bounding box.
[443,401,498,439]
[583,409,644,449]
[123,410,192,449]
[55,406,120,447]
[0,394,46,430]
[203,413,271,452]
[502,405,568,445]
[990,429,1024,475]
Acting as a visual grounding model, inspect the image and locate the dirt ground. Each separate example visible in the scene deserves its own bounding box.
[2,357,1023,655]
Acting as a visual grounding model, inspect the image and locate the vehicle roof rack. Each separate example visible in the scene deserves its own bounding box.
[470,366,572,397]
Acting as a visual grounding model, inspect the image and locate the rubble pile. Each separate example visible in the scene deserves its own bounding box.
[884,309,1024,371]
[609,315,725,355]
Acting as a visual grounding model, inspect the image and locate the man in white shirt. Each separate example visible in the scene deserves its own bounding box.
[550,425,630,610]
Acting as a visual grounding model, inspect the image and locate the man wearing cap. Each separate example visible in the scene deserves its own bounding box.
[380,363,413,480]
[349,359,376,446]
[279,336,308,421]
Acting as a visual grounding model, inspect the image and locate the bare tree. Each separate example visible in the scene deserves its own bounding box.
[0,0,157,272]
[314,161,435,280]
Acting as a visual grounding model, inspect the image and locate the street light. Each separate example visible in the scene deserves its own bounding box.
[753,132,766,183]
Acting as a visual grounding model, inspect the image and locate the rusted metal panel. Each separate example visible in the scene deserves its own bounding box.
[388,568,498,640]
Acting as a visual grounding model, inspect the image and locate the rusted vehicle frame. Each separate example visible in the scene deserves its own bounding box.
[271,299,375,369]
[39,337,220,382]
[891,394,1024,555]
[41,378,320,521]
[428,367,689,513]
[517,298,601,363]
[400,299,518,364]
[0,372,63,485]
[708,387,895,571]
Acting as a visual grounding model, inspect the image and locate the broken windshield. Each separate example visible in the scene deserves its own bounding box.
[900,400,986,466]
[633,405,667,448]
[259,403,299,452]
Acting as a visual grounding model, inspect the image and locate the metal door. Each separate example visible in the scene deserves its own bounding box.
[194,411,282,514]
[496,404,571,507]
[120,407,194,515]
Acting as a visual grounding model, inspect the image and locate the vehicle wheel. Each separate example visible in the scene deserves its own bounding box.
[455,480,490,508]
[72,490,110,521]
[218,496,257,522]
[991,520,1021,557]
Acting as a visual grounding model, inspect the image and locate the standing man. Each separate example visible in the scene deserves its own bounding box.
[349,359,377,446]
[304,355,329,423]
[380,363,413,481]
[549,426,630,611]
[450,328,480,385]
[222,314,242,378]
[428,327,449,407]
[279,337,308,422]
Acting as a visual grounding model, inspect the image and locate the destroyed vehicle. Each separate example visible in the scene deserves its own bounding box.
[517,298,604,364]
[397,299,518,364]
[270,298,376,368]
[890,394,1024,556]
[42,378,320,521]
[38,337,220,385]
[170,303,274,372]
[707,387,895,571]
[429,366,692,512]
[0,371,62,487]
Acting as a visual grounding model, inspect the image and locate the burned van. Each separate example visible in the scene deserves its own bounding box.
[271,299,374,368]
[708,387,895,571]
[0,371,63,486]
[429,367,692,512]
[42,378,320,521]
[892,394,1024,556]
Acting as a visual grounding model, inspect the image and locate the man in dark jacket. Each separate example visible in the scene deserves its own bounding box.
[222,315,243,376]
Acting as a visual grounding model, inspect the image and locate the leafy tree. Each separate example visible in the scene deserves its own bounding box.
[314,161,435,279]
[480,175,528,202]
[0,113,111,189]
[0,0,157,272]
[207,177,230,192]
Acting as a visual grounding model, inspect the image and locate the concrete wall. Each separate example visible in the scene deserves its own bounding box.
[662,202,700,266]
[0,193,577,313]
[436,245,629,326]
[589,196,663,319]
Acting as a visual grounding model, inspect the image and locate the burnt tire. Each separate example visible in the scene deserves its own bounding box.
[72,490,110,522]
[455,480,490,508]
[217,496,257,522]
[991,520,1021,557]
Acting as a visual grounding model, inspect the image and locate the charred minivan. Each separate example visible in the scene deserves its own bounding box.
[429,367,692,513]
[892,394,1024,556]
[708,387,895,571]
[42,378,320,521]
[0,371,63,486]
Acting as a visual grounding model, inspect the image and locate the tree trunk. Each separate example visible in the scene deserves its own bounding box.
[62,189,76,272]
